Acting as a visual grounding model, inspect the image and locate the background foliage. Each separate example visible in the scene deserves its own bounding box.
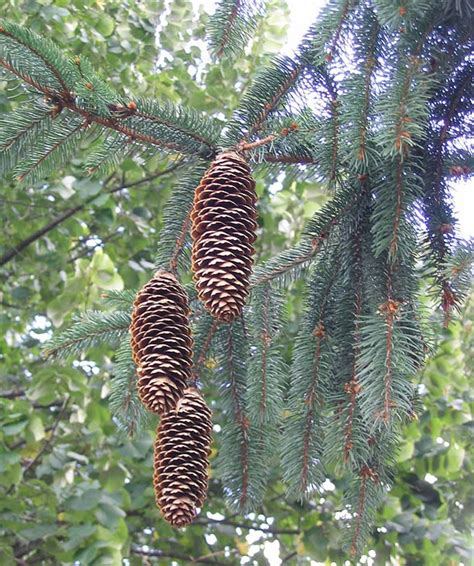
[0,1,472,564]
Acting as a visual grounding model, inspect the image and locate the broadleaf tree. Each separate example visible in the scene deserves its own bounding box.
[0,0,472,564]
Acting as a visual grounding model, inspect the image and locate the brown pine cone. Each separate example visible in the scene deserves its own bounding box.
[153,387,212,527]
[191,151,257,323]
[130,271,192,415]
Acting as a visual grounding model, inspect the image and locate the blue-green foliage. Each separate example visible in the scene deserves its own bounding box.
[214,322,270,512]
[44,310,131,359]
[207,0,265,60]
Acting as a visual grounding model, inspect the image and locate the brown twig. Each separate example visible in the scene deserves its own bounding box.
[215,0,241,58]
[249,64,302,137]
[23,396,70,474]
[343,230,363,462]
[259,286,272,418]
[193,516,299,535]
[227,325,249,509]
[239,134,276,151]
[189,319,219,386]
[168,209,192,274]
[0,389,26,399]
[0,162,182,267]
[130,545,234,566]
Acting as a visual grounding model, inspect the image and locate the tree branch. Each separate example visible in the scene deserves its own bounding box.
[130,545,235,565]
[193,516,299,535]
[0,161,183,267]
[23,396,70,474]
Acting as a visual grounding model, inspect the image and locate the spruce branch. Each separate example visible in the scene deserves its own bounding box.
[323,212,374,471]
[344,430,397,556]
[215,323,251,510]
[250,239,320,288]
[109,340,148,435]
[342,231,364,464]
[348,465,382,557]
[281,248,341,500]
[423,62,473,324]
[262,153,315,165]
[208,0,265,60]
[214,322,269,512]
[117,98,220,154]
[251,183,363,288]
[0,20,79,94]
[101,289,136,311]
[340,6,381,172]
[246,284,285,426]
[155,162,208,273]
[357,260,425,428]
[0,103,53,174]
[224,56,303,145]
[0,22,220,163]
[299,0,358,65]
[44,310,131,359]
[14,113,87,183]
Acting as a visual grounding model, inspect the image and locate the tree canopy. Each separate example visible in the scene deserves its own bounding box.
[0,1,472,564]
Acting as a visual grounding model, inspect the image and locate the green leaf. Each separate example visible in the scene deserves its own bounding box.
[19,524,57,541]
[301,526,328,561]
[27,415,46,442]
[3,417,29,436]
[66,489,102,512]
[96,14,115,37]
[74,178,102,198]
[90,250,124,291]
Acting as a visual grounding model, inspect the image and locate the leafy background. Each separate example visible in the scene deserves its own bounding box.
[0,0,472,564]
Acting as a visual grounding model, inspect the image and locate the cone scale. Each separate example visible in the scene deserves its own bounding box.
[153,387,212,527]
[191,151,257,323]
[130,270,192,415]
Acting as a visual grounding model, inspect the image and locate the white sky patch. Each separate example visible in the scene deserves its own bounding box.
[263,540,281,565]
[206,511,225,521]
[25,314,52,343]
[205,533,218,545]
[424,473,438,484]
[321,478,336,492]
[450,178,473,239]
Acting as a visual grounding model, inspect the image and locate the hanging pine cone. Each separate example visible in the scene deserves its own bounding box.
[191,151,257,323]
[153,387,212,527]
[130,270,192,415]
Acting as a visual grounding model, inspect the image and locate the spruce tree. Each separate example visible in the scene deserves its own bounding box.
[0,0,472,557]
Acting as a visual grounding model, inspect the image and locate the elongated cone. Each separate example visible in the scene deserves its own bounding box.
[130,271,192,415]
[153,387,212,527]
[191,151,257,322]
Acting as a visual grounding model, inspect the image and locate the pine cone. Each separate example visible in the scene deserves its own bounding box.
[130,271,192,415]
[191,151,257,323]
[153,387,212,527]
